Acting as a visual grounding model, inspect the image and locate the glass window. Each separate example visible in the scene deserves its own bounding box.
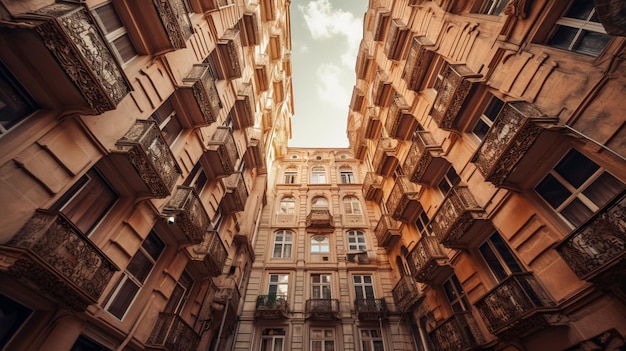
[340,169,356,184]
[71,335,111,351]
[343,196,362,215]
[163,271,194,314]
[360,329,384,351]
[0,294,32,349]
[0,60,37,135]
[547,0,611,56]
[437,166,461,196]
[353,275,375,300]
[480,0,508,15]
[311,166,327,184]
[268,274,289,297]
[479,232,524,282]
[260,328,285,351]
[284,168,298,184]
[472,95,504,141]
[442,274,471,313]
[183,163,207,194]
[92,3,137,63]
[272,230,293,258]
[414,211,433,237]
[151,98,182,145]
[347,230,367,251]
[535,149,624,228]
[103,230,164,320]
[279,197,296,214]
[311,329,335,351]
[311,235,330,253]
[311,274,332,299]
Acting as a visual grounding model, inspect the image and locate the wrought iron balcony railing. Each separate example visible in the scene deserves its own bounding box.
[152,0,193,49]
[430,64,482,131]
[192,231,227,277]
[220,172,248,214]
[216,28,243,79]
[373,70,394,108]
[203,126,239,180]
[383,18,410,61]
[402,36,436,92]
[255,295,289,319]
[431,186,487,249]
[162,186,210,245]
[374,214,402,249]
[428,312,486,351]
[181,63,221,126]
[408,236,453,284]
[3,210,118,311]
[386,176,422,223]
[232,82,255,130]
[305,299,340,319]
[385,94,417,141]
[147,313,200,351]
[372,138,400,177]
[363,172,384,202]
[392,275,422,312]
[402,131,446,186]
[354,298,388,320]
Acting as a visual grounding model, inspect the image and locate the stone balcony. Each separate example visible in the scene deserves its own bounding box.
[430,64,482,131]
[386,176,422,223]
[374,214,402,249]
[355,41,375,80]
[0,210,118,311]
[403,36,436,92]
[147,313,200,351]
[363,172,384,202]
[305,299,340,320]
[241,4,261,46]
[114,120,181,198]
[384,18,410,61]
[354,298,388,320]
[473,101,559,187]
[255,295,289,319]
[220,172,248,214]
[373,7,390,42]
[349,130,367,161]
[245,127,265,169]
[149,0,193,51]
[428,312,486,351]
[475,272,558,339]
[392,275,422,312]
[431,186,488,249]
[216,28,243,79]
[202,126,239,180]
[162,186,210,245]
[373,70,394,108]
[254,54,270,92]
[363,106,382,139]
[385,94,417,141]
[402,131,446,186]
[191,230,227,277]
[212,278,242,337]
[306,209,334,233]
[408,236,453,284]
[372,138,400,177]
[232,82,255,130]
[180,63,222,127]
[350,87,366,114]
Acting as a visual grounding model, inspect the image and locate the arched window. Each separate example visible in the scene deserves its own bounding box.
[347,230,367,251]
[311,235,330,253]
[343,196,362,215]
[272,230,293,258]
[310,166,326,184]
[283,168,298,184]
[279,196,296,214]
[311,196,328,208]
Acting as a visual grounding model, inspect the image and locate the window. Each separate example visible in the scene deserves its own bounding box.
[164,271,193,314]
[353,275,375,300]
[260,328,285,351]
[535,149,624,228]
[0,294,32,349]
[480,0,507,15]
[0,60,37,135]
[268,274,289,297]
[347,230,367,251]
[414,211,433,237]
[283,168,297,184]
[479,232,524,282]
[311,235,330,253]
[311,329,335,351]
[547,0,611,56]
[442,274,471,313]
[71,335,111,351]
[279,196,296,214]
[360,329,384,351]
[472,95,504,141]
[151,98,182,145]
[272,230,293,258]
[311,196,329,208]
[103,230,164,320]
[92,3,137,63]
[343,196,362,215]
[210,209,223,231]
[311,274,332,299]
[437,166,461,196]
[340,168,356,184]
[52,167,118,235]
[183,163,207,194]
[311,166,327,184]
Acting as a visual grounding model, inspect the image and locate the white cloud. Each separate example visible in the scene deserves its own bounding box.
[316,63,350,110]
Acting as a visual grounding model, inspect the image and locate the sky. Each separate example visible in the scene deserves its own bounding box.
[288,0,369,148]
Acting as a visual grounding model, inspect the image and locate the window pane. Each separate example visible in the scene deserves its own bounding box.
[576,30,611,56]
[71,335,111,351]
[479,242,508,281]
[94,4,123,34]
[561,197,594,227]
[548,25,578,50]
[565,0,595,20]
[554,149,599,188]
[484,97,504,121]
[113,34,137,63]
[535,173,571,208]
[0,294,32,350]
[0,62,37,133]
[472,119,491,140]
[583,172,624,207]
[126,251,152,283]
[490,233,523,273]
[107,277,140,319]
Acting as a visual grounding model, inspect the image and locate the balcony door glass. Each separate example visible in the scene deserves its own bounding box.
[442,274,470,313]
[311,274,331,299]
[479,232,523,282]
[360,329,384,351]
[353,275,375,300]
[268,274,289,297]
[260,328,285,351]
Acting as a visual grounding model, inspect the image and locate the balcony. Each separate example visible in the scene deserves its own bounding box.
[241,4,261,46]
[231,82,255,130]
[191,231,227,277]
[306,209,334,233]
[355,298,388,320]
[392,275,422,312]
[384,19,410,61]
[245,127,265,169]
[402,131,446,186]
[5,2,130,114]
[269,31,282,60]
[373,8,391,41]
[255,295,288,319]
[147,313,200,351]
[431,186,488,249]
[350,87,366,114]
[201,126,239,180]
[216,29,243,79]
[349,130,367,161]
[403,36,436,92]
[363,172,384,202]
[1,210,118,311]
[475,273,557,338]
[556,193,626,284]
[374,214,402,249]
[373,70,394,108]
[114,120,181,198]
[162,186,210,245]
[428,312,486,351]
[387,176,422,223]
[260,0,276,21]
[372,138,400,177]
[363,106,382,139]
[430,64,482,131]
[273,73,286,103]
[150,0,193,51]
[254,54,270,92]
[408,236,453,284]
[305,299,340,320]
[473,101,559,187]
[356,41,375,80]
[180,63,221,127]
[220,172,248,214]
[385,94,417,141]
[212,279,242,337]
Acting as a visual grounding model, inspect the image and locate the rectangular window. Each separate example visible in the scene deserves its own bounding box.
[151,98,182,145]
[103,230,165,320]
[353,275,375,300]
[480,0,508,15]
[279,197,296,214]
[311,274,332,299]
[547,1,611,56]
[311,329,335,351]
[472,95,504,141]
[442,274,471,313]
[260,328,285,351]
[71,335,111,351]
[0,294,32,349]
[344,197,362,215]
[479,232,524,282]
[347,230,367,251]
[93,3,137,63]
[360,329,384,351]
[311,235,330,253]
[340,171,355,184]
[272,231,293,258]
[163,271,194,314]
[284,170,297,184]
[311,167,327,184]
[268,274,289,297]
[414,211,433,237]
[0,60,37,135]
[183,163,207,194]
[437,166,461,196]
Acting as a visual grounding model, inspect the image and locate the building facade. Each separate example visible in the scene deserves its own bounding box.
[0,0,292,350]
[347,0,626,351]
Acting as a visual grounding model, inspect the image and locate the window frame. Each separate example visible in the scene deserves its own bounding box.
[267,273,289,297]
[471,94,505,142]
[353,274,375,300]
[359,328,384,351]
[0,60,38,136]
[310,166,327,184]
[283,168,298,184]
[310,235,330,254]
[343,196,362,215]
[310,328,335,351]
[260,328,286,351]
[272,230,293,259]
[479,0,508,15]
[340,169,356,184]
[311,274,332,299]
[437,166,461,197]
[442,274,471,314]
[479,232,524,283]
[91,2,138,65]
[151,97,182,146]
[279,196,296,214]
[347,230,367,251]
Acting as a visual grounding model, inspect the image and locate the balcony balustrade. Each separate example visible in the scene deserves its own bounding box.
[402,131,446,186]
[430,64,482,131]
[392,275,422,312]
[363,106,382,139]
[115,120,181,198]
[387,176,422,223]
[180,63,221,127]
[403,36,436,92]
[306,209,334,233]
[241,4,261,46]
[475,272,557,338]
[147,313,200,351]
[350,87,366,114]
[349,130,367,161]
[216,29,243,79]
[305,299,340,320]
[1,210,118,311]
[202,126,239,180]
[385,94,417,140]
[151,0,193,50]
[356,41,375,80]
[428,312,486,351]
[363,172,384,202]
[254,54,270,92]
[192,231,227,277]
[6,2,130,114]
[372,138,400,177]
[232,82,255,130]
[162,186,210,245]
[354,298,388,320]
[384,18,410,61]
[374,214,402,249]
[431,186,487,249]
[408,236,453,284]
[373,70,394,108]
[373,8,390,41]
[255,295,288,319]
[245,127,265,169]
[220,172,248,214]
